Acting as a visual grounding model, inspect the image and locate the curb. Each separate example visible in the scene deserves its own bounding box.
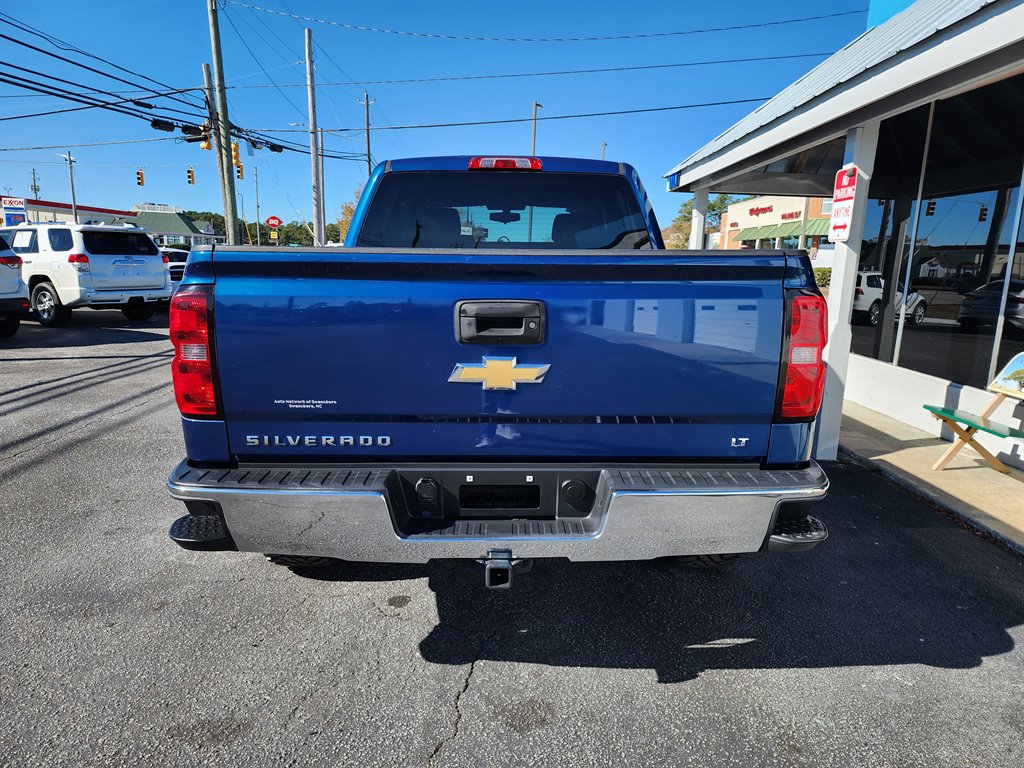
[837,445,1024,556]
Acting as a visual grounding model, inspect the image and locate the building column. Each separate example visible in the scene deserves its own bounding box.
[798,197,811,249]
[688,188,708,250]
[814,121,880,460]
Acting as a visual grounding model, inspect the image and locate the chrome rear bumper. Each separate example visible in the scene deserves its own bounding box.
[166,461,828,562]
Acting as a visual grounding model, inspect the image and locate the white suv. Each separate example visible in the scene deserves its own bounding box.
[853,270,927,326]
[0,222,172,326]
[0,232,30,338]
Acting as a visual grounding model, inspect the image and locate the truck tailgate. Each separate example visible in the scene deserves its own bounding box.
[210,250,786,461]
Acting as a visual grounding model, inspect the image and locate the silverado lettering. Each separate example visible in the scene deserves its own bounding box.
[245,435,392,447]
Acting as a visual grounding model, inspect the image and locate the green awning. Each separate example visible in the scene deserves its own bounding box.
[774,221,804,237]
[805,218,831,237]
[735,225,778,240]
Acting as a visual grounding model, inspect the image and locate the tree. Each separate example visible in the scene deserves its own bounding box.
[661,194,748,249]
[336,184,365,244]
[1005,368,1024,391]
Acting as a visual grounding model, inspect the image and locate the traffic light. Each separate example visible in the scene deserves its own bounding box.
[230,141,241,167]
[925,199,935,216]
[187,166,195,185]
[978,205,988,222]
[199,138,212,151]
[136,169,144,186]
[236,163,244,180]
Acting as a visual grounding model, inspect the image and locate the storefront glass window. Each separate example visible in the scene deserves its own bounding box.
[854,74,1024,390]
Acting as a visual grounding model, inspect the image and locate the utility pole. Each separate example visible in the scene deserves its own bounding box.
[60,151,78,224]
[527,100,542,243]
[202,63,231,244]
[29,168,40,198]
[360,91,374,178]
[319,128,325,217]
[305,28,325,246]
[601,142,607,161]
[207,0,239,245]
[254,165,261,246]
[530,101,542,154]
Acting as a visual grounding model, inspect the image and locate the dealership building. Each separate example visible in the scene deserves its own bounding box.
[665,0,1024,469]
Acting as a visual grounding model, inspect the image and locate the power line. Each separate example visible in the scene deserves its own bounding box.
[0,74,182,124]
[0,17,203,110]
[225,2,863,43]
[220,5,308,120]
[251,96,773,133]
[0,137,179,152]
[221,52,833,90]
[0,62,205,122]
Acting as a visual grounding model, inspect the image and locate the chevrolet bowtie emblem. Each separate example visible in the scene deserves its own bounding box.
[448,356,551,391]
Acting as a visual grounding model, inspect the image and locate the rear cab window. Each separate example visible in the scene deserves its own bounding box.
[82,231,159,256]
[356,171,651,249]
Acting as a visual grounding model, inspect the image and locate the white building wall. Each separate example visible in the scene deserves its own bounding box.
[845,353,1024,471]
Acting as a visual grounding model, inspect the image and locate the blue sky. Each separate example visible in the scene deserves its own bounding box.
[0,0,870,229]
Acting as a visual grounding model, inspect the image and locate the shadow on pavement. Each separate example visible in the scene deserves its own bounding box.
[290,463,1024,684]
[4,310,169,350]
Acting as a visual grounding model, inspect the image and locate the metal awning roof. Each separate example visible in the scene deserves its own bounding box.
[735,225,777,240]
[805,218,831,237]
[664,0,1024,193]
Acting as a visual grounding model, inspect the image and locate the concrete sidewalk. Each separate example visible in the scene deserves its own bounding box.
[840,400,1024,552]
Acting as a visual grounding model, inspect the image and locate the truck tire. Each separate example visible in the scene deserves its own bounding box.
[0,315,20,338]
[667,553,741,569]
[265,554,334,568]
[121,304,155,322]
[31,282,71,327]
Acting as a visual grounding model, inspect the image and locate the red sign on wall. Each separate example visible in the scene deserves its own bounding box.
[830,165,858,242]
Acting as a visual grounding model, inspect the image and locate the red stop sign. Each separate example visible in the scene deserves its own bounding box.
[265,216,282,229]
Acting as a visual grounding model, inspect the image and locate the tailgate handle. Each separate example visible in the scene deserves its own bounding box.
[456,300,546,345]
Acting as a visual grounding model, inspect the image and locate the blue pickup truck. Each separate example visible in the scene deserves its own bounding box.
[166,155,829,588]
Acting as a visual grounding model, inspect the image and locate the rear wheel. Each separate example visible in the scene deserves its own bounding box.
[121,304,155,322]
[910,301,927,325]
[666,553,742,569]
[0,315,20,338]
[868,300,882,326]
[265,554,334,568]
[31,282,70,326]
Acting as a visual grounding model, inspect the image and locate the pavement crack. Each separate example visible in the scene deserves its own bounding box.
[425,630,495,767]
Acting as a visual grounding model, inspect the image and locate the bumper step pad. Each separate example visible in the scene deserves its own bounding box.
[767,515,827,552]
[169,514,235,551]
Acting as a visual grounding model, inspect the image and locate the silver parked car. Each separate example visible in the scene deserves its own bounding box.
[957,279,1024,332]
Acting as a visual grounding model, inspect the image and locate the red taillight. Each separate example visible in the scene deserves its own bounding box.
[468,156,542,170]
[68,253,90,272]
[855,287,863,296]
[779,294,828,420]
[162,254,170,264]
[170,285,219,417]
[0,254,21,268]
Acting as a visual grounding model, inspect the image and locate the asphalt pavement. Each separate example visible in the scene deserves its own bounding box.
[2,310,1022,768]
